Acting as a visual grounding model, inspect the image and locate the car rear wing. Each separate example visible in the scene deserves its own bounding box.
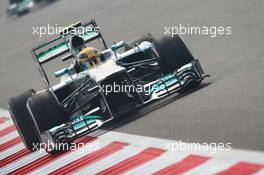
[31,19,107,87]
[32,19,107,64]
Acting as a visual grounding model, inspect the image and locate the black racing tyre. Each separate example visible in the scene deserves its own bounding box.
[124,33,154,51]
[153,34,194,73]
[27,90,68,133]
[8,89,41,151]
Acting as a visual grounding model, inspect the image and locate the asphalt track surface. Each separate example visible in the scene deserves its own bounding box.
[0,0,263,152]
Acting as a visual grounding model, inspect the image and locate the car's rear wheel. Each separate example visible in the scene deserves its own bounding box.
[8,89,41,151]
[153,34,194,73]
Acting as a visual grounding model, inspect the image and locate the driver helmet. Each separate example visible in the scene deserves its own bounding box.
[78,47,101,69]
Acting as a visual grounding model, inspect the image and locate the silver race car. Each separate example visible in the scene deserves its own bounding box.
[8,19,208,153]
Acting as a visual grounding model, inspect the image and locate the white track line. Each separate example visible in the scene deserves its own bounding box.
[0,151,47,174]
[124,151,189,175]
[0,108,264,174]
[0,120,13,130]
[254,169,264,175]
[72,145,145,175]
[183,159,239,175]
[0,130,18,144]
[0,108,10,118]
[0,143,24,160]
[99,131,264,164]
[29,139,110,175]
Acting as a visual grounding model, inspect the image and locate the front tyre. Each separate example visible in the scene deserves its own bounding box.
[27,90,67,133]
[27,90,68,153]
[8,89,41,151]
[154,34,194,73]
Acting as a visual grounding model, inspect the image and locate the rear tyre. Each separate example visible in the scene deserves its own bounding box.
[8,89,41,151]
[153,34,194,73]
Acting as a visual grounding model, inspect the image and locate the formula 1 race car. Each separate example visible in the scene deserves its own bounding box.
[8,19,208,153]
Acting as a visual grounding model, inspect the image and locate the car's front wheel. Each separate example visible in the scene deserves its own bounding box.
[27,90,67,133]
[27,90,68,153]
[154,34,194,73]
[8,89,41,151]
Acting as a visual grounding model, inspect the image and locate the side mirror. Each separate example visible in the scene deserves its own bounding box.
[111,41,126,51]
[54,67,69,78]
